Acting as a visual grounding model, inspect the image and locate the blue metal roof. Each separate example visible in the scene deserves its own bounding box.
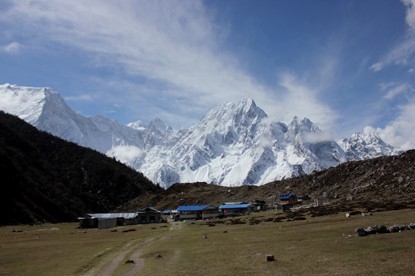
[219,204,252,209]
[279,193,297,200]
[162,210,171,214]
[177,205,209,211]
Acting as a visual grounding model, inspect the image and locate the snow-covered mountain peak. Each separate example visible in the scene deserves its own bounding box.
[338,130,401,160]
[128,118,171,134]
[148,117,172,134]
[201,98,267,125]
[127,120,146,131]
[286,116,321,143]
[0,84,402,188]
[0,83,60,124]
[289,116,318,131]
[350,130,382,145]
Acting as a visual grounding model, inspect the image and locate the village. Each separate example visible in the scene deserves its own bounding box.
[78,193,300,229]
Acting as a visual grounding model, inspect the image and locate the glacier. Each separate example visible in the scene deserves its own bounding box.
[0,84,401,188]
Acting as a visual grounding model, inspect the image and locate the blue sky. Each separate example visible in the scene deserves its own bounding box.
[1,0,415,149]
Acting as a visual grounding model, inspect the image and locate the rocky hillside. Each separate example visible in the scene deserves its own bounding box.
[119,150,415,212]
[0,111,161,225]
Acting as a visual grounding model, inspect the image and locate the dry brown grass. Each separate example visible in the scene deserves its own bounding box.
[0,209,414,275]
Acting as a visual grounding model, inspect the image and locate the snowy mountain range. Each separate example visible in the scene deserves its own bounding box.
[0,84,401,188]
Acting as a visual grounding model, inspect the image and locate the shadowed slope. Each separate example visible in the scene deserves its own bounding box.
[0,111,161,225]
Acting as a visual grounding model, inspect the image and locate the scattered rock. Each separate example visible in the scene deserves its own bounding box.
[155,254,162,258]
[357,223,412,236]
[226,218,245,225]
[249,219,261,225]
[266,255,275,262]
[346,210,362,218]
[203,234,207,239]
[223,230,228,233]
[361,212,372,217]
[125,259,135,264]
[389,225,401,233]
[122,228,136,233]
[355,228,367,237]
[364,225,389,234]
[376,225,389,234]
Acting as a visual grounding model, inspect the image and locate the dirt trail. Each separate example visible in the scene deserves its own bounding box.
[169,221,183,231]
[167,249,181,267]
[81,223,183,276]
[82,240,137,276]
[123,237,157,276]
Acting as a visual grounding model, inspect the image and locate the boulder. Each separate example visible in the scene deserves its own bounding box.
[266,255,275,262]
[376,225,389,234]
[389,225,401,233]
[355,228,367,237]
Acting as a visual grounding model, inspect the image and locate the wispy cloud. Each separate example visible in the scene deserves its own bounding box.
[365,1,415,149]
[381,82,414,100]
[1,0,337,130]
[276,73,338,130]
[403,0,415,29]
[1,41,21,54]
[368,81,415,149]
[64,94,95,102]
[370,0,415,72]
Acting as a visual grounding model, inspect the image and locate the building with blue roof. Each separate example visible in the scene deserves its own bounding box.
[176,205,219,220]
[279,193,298,204]
[219,202,254,216]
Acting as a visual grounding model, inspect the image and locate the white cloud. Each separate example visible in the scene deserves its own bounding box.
[1,41,21,54]
[106,145,143,166]
[402,0,415,30]
[276,73,338,130]
[2,0,337,130]
[303,131,334,144]
[374,96,415,150]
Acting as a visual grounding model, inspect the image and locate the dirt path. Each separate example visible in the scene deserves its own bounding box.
[169,221,183,231]
[123,236,169,276]
[82,240,137,276]
[81,223,183,276]
[167,249,181,267]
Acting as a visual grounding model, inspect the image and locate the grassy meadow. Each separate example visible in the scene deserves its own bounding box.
[0,209,414,275]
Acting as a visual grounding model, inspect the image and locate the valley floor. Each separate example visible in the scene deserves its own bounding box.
[0,209,414,275]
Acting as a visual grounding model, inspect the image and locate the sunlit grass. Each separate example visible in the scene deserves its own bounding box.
[0,209,414,275]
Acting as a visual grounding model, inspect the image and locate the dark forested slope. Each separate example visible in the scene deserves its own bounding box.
[0,111,161,225]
